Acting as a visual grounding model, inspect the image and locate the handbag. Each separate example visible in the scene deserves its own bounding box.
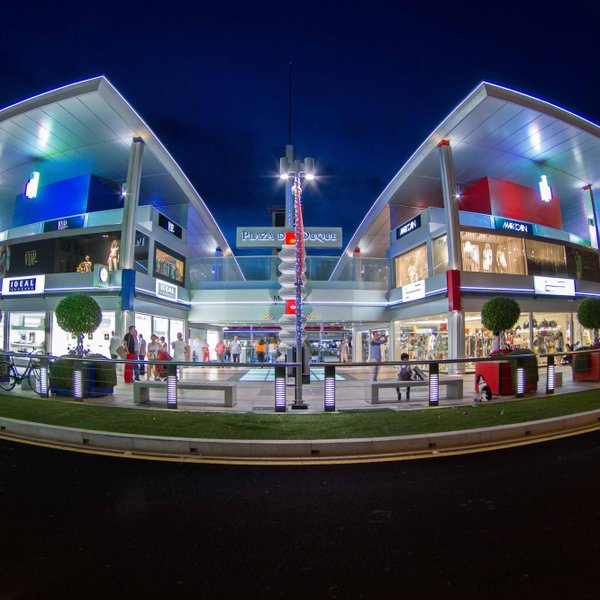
[116,346,127,360]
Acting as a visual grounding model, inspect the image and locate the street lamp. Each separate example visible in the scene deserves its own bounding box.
[279,146,315,407]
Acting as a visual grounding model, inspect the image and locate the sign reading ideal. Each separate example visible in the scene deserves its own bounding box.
[236,227,342,248]
[2,275,45,295]
[156,279,178,301]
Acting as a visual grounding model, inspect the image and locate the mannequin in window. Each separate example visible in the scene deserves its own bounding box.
[482,243,493,272]
[108,240,120,271]
[496,247,508,273]
[76,255,92,272]
[407,261,418,283]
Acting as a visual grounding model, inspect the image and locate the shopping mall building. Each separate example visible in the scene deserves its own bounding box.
[1,77,599,363]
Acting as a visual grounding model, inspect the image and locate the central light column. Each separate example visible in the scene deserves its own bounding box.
[438,140,464,374]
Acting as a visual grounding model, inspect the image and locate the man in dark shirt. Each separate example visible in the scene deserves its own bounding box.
[123,325,140,381]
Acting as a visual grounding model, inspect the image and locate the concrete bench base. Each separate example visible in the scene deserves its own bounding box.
[133,380,236,407]
[368,377,463,404]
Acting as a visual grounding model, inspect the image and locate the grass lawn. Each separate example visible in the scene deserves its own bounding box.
[0,391,599,440]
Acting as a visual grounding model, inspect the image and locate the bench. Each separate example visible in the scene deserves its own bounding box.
[133,380,237,407]
[367,377,464,404]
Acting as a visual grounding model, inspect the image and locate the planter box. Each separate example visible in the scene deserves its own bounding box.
[572,351,600,381]
[475,361,537,396]
[51,363,115,398]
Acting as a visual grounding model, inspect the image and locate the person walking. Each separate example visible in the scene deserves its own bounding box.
[339,338,349,363]
[123,325,140,383]
[369,331,387,382]
[202,339,210,362]
[146,334,161,380]
[171,332,187,379]
[138,333,147,377]
[256,338,266,363]
[215,339,226,363]
[267,337,278,363]
[109,331,121,360]
[230,336,241,363]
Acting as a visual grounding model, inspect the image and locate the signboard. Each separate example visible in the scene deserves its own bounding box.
[2,275,45,295]
[402,279,426,303]
[156,279,178,301]
[158,213,183,239]
[533,276,575,296]
[494,217,532,235]
[236,227,342,248]
[43,215,85,233]
[395,215,422,240]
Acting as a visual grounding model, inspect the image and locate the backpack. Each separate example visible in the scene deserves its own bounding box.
[398,365,413,381]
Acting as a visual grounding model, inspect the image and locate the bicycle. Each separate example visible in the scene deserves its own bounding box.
[0,351,46,396]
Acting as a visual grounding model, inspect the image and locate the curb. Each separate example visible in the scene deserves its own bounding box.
[2,409,600,462]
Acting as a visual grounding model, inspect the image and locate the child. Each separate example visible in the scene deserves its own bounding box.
[476,374,492,402]
[396,352,413,401]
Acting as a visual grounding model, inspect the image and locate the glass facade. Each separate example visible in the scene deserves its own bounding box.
[461,231,526,275]
[52,311,116,357]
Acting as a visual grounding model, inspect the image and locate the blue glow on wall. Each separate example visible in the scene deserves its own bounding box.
[12,175,122,229]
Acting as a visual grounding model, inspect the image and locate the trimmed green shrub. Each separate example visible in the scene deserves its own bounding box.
[577,298,600,344]
[481,297,521,335]
[55,294,102,356]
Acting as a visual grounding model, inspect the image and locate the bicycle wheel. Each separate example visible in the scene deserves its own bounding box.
[0,362,17,391]
[28,367,42,396]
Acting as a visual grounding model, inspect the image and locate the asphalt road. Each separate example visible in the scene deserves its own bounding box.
[1,432,599,600]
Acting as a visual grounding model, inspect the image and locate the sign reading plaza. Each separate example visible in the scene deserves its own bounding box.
[236,227,343,248]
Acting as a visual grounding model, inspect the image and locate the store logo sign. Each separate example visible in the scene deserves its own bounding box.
[539,175,552,203]
[402,279,426,302]
[43,215,85,233]
[156,280,178,301]
[533,276,575,297]
[396,215,422,240]
[2,275,45,295]
[24,171,40,199]
[494,217,532,235]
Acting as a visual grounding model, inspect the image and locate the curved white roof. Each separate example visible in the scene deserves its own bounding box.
[340,81,600,262]
[0,76,232,257]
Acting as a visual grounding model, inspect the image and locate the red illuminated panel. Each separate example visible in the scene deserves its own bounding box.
[285,299,296,314]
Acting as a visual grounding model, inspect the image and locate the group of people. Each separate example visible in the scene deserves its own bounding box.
[109,327,190,382]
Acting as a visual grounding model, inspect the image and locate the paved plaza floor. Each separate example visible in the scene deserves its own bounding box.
[79,362,597,414]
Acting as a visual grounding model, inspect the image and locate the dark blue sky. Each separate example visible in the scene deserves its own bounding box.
[2,1,600,252]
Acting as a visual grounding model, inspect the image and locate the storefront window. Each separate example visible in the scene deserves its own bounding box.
[135,314,152,349]
[395,244,428,288]
[530,313,571,355]
[154,242,186,286]
[52,311,115,357]
[566,246,600,281]
[461,231,526,275]
[393,315,448,360]
[9,312,46,354]
[525,240,567,277]
[432,235,448,275]
[153,317,169,346]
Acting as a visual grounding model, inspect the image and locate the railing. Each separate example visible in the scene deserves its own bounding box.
[187,255,389,288]
[1,349,599,413]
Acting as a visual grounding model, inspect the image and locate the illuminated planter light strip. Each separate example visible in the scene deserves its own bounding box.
[275,366,286,412]
[324,365,336,411]
[516,364,525,398]
[546,355,555,394]
[428,362,439,407]
[39,359,49,397]
[167,364,177,409]
[73,363,83,401]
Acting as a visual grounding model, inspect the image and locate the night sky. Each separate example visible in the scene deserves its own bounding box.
[2,1,600,253]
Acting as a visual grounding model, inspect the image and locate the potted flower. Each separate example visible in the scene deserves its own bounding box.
[572,298,600,381]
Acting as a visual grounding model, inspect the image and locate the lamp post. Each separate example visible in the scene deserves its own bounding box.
[279,147,315,407]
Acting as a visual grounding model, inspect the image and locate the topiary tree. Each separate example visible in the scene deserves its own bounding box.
[577,297,600,346]
[481,296,521,352]
[55,294,103,356]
